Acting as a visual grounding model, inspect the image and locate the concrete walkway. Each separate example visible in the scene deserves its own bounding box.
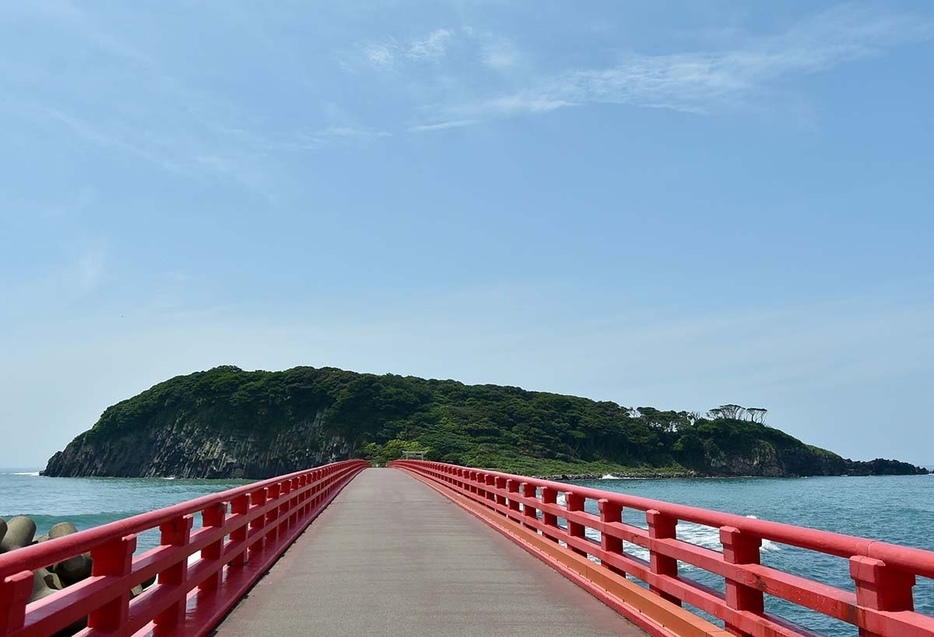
[214,468,647,637]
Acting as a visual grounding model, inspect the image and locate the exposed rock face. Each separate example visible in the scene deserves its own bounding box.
[702,442,847,477]
[45,407,351,479]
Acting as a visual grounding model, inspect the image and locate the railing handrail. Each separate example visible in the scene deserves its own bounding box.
[0,465,355,578]
[0,459,369,637]
[401,462,934,574]
[392,459,934,637]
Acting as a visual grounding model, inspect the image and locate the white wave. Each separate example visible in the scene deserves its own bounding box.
[743,515,780,552]
[11,471,40,476]
[601,474,622,480]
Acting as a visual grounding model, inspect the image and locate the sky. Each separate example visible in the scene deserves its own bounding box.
[1,1,933,469]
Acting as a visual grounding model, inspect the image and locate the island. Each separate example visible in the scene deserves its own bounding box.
[43,365,928,479]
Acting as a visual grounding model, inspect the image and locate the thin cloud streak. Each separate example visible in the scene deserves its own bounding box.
[449,4,934,119]
[408,119,477,132]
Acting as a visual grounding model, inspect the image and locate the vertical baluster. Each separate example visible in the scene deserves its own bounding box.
[646,510,680,606]
[599,499,624,576]
[720,527,764,636]
[541,487,559,542]
[265,483,281,544]
[506,479,521,520]
[850,556,915,637]
[154,515,193,635]
[0,571,37,635]
[229,493,250,569]
[249,487,268,560]
[521,483,538,528]
[485,474,496,503]
[494,476,508,511]
[88,535,137,630]
[565,492,587,556]
[278,480,291,530]
[299,475,310,517]
[199,503,226,592]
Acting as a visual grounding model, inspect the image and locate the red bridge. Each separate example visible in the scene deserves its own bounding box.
[1,460,932,637]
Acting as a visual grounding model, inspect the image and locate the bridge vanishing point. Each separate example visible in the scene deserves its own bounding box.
[1,460,933,637]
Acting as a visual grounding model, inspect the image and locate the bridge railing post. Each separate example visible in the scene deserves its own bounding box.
[0,571,32,636]
[565,492,587,557]
[540,487,559,543]
[494,477,508,512]
[720,526,764,637]
[88,534,137,631]
[646,509,680,606]
[506,479,522,521]
[229,493,250,569]
[521,483,538,528]
[850,556,916,637]
[154,514,194,635]
[266,483,281,544]
[199,502,226,592]
[485,474,496,504]
[599,498,624,576]
[249,487,268,559]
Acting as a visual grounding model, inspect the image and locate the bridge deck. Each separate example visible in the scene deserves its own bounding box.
[214,467,647,637]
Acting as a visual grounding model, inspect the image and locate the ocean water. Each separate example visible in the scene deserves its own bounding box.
[0,469,251,551]
[1,469,931,636]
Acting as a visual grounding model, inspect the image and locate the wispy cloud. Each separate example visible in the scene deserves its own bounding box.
[442,5,934,120]
[407,28,453,61]
[407,119,477,133]
[364,42,397,69]
[358,27,457,70]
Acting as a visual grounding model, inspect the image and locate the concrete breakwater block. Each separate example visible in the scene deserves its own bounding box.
[31,568,65,600]
[0,517,6,546]
[0,516,36,552]
[32,569,87,636]
[49,522,93,586]
[31,569,61,602]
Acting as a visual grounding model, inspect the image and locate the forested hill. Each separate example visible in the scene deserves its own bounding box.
[43,366,928,479]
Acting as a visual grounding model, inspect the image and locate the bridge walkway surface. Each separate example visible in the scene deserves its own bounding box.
[213,467,647,637]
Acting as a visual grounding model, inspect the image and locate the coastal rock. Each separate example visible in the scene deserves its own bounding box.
[45,405,350,479]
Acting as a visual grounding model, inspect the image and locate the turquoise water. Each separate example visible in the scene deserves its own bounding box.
[0,469,251,551]
[1,469,931,635]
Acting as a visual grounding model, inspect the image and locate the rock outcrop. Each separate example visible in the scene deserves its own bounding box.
[45,407,351,478]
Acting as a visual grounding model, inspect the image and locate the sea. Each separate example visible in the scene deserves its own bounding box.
[1,468,932,636]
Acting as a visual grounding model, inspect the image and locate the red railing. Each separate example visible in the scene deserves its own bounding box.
[0,460,367,637]
[392,460,934,637]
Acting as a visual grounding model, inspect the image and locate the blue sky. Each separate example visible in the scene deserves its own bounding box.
[1,1,932,468]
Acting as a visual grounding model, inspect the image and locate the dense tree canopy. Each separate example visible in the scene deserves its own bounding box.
[72,366,925,477]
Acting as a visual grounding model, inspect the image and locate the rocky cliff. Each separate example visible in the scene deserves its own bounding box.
[44,407,352,479]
